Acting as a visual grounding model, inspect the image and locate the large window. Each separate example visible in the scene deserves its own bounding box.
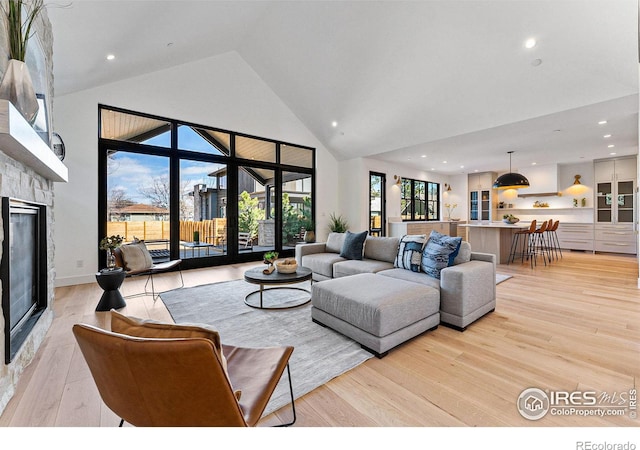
[400,177,440,221]
[99,105,315,270]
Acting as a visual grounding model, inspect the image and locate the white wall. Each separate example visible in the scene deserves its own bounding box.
[336,158,453,234]
[53,51,339,286]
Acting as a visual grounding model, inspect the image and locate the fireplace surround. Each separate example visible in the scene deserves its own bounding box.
[1,197,48,364]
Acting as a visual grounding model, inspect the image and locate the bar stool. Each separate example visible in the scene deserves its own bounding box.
[545,219,562,260]
[508,220,537,267]
[531,220,551,266]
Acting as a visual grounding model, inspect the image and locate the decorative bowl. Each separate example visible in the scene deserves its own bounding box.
[503,218,520,224]
[275,258,298,274]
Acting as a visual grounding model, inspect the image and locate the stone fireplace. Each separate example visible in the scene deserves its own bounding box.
[0,99,67,415]
[0,4,58,417]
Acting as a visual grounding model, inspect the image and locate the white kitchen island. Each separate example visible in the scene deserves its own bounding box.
[459,222,528,264]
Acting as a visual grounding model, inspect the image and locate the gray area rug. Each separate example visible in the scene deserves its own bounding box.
[159,279,373,417]
[496,273,512,284]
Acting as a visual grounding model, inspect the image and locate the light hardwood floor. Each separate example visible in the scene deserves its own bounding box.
[0,251,638,428]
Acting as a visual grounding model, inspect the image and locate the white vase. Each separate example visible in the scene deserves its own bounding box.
[0,59,39,124]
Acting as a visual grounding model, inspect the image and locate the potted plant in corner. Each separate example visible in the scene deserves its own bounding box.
[0,0,45,123]
[328,213,348,233]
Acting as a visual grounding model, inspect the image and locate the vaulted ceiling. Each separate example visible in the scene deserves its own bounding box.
[45,0,639,174]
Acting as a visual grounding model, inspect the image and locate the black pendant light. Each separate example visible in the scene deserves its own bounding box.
[493,151,530,189]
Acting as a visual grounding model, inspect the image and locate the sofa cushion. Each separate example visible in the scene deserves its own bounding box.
[377,268,441,291]
[340,230,368,260]
[363,236,400,263]
[311,273,439,337]
[453,241,472,265]
[421,231,462,279]
[325,232,346,253]
[301,253,346,278]
[333,259,395,278]
[394,234,427,272]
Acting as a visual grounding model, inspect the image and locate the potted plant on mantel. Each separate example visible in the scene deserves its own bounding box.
[0,0,45,124]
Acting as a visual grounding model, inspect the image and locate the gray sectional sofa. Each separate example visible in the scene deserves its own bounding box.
[295,232,496,357]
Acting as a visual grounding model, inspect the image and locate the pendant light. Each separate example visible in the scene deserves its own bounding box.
[493,151,530,189]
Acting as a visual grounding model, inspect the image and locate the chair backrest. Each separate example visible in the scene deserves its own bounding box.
[72,323,248,427]
[551,220,559,231]
[536,220,548,233]
[546,219,554,230]
[527,220,537,233]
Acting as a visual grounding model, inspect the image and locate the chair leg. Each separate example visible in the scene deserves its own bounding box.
[119,419,124,427]
[144,272,156,299]
[273,363,296,427]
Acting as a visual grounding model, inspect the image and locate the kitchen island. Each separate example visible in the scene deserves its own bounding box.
[459,222,528,264]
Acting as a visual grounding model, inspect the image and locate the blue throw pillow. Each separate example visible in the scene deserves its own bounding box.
[394,234,427,272]
[421,230,463,279]
[340,230,368,260]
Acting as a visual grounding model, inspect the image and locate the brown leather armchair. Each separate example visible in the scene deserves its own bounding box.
[72,311,295,427]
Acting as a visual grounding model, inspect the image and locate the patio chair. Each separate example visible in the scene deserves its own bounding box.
[113,239,183,300]
[72,311,295,427]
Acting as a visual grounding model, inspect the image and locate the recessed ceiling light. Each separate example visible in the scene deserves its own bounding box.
[442,161,447,164]
[608,144,615,148]
[331,121,338,127]
[421,155,426,158]
[603,134,612,138]
[610,152,617,155]
[598,120,607,125]
[460,165,464,169]
[106,54,115,60]
[474,169,479,172]
[531,162,537,165]
[525,38,537,49]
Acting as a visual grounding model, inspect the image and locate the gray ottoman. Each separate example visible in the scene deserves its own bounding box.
[311,273,440,357]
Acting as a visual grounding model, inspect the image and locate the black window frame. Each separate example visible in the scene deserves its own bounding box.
[400,177,440,221]
[97,104,315,271]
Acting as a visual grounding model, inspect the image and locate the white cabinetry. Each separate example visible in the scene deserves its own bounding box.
[555,223,594,252]
[468,172,496,223]
[594,156,637,255]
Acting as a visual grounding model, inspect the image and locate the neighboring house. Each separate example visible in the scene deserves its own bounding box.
[109,203,169,222]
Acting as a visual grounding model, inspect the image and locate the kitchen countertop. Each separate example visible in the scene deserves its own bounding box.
[459,222,528,229]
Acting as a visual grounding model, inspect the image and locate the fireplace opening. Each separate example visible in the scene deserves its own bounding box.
[1,198,47,364]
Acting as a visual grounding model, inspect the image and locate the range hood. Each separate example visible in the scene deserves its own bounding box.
[517,164,559,197]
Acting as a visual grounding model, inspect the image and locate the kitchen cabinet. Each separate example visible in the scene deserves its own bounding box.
[555,223,594,252]
[388,221,458,238]
[594,156,637,254]
[468,172,496,223]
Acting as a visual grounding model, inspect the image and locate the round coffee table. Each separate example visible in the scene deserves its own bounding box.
[243,266,312,310]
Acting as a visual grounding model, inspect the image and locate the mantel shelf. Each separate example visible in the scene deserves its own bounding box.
[0,100,68,182]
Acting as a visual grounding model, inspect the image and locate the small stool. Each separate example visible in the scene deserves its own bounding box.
[95,268,126,311]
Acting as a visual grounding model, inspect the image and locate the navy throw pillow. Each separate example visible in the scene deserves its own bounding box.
[421,230,462,279]
[340,230,368,260]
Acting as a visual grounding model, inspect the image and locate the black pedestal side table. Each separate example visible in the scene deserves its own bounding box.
[95,268,127,311]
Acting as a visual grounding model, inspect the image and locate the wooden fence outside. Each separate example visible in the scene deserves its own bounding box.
[107,218,227,246]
